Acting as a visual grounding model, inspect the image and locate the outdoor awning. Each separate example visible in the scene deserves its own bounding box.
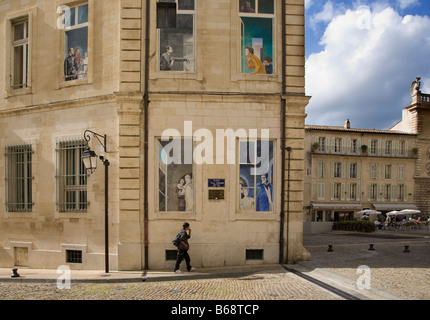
[311,203,362,210]
[372,203,418,211]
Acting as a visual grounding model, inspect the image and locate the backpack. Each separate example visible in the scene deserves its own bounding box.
[172,232,182,247]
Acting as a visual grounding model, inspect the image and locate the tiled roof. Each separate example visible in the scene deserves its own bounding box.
[305,125,417,136]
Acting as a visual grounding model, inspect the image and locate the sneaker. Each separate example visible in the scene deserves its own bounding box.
[175,269,182,273]
[188,267,196,272]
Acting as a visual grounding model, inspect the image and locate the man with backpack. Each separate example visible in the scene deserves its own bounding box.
[173,222,195,273]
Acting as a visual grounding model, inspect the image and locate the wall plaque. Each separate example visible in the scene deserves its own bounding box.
[208,179,225,188]
[209,189,225,200]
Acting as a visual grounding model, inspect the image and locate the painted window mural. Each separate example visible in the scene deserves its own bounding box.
[239,0,274,74]
[158,138,194,212]
[63,3,88,81]
[239,140,274,212]
[159,0,196,72]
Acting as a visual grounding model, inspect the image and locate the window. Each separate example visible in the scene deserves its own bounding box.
[370,140,378,155]
[239,140,274,212]
[369,184,377,201]
[351,139,358,154]
[333,183,342,200]
[239,0,274,74]
[370,164,377,179]
[66,250,82,263]
[157,1,177,29]
[11,18,29,89]
[385,141,392,155]
[384,184,391,201]
[246,249,264,260]
[398,165,405,180]
[384,164,392,179]
[398,184,405,201]
[159,0,195,72]
[61,3,89,81]
[349,183,357,200]
[56,139,88,212]
[349,163,357,179]
[334,162,342,178]
[318,161,324,178]
[317,182,325,200]
[157,138,193,212]
[5,144,33,212]
[318,137,326,152]
[399,141,406,156]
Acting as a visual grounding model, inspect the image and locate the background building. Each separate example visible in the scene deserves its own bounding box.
[304,78,430,234]
[0,0,310,270]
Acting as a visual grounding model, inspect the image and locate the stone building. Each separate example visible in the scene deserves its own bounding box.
[304,78,430,234]
[0,0,310,270]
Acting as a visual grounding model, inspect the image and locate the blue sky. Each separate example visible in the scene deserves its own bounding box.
[304,0,430,129]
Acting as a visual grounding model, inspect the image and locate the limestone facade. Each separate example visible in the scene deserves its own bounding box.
[304,79,430,234]
[0,0,310,270]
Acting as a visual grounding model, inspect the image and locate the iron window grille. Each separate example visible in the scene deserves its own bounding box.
[56,139,88,212]
[5,144,33,212]
[66,250,82,263]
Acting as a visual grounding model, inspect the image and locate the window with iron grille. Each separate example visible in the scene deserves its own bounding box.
[165,250,178,261]
[246,249,264,260]
[66,250,82,263]
[56,139,88,212]
[5,144,33,212]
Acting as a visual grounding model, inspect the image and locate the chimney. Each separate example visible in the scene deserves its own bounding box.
[344,119,350,129]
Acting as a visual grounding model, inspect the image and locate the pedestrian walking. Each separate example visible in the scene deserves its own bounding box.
[173,222,195,273]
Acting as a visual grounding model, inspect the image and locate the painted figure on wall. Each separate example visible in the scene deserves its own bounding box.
[239,182,255,210]
[245,47,266,74]
[160,44,191,71]
[256,173,272,211]
[64,47,78,81]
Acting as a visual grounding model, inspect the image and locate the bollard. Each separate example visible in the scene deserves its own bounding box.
[327,245,333,252]
[403,245,410,253]
[11,268,20,278]
[369,244,375,251]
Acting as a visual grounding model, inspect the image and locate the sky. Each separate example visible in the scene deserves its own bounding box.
[304,0,430,130]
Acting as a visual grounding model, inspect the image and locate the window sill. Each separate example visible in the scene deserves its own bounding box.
[4,86,33,98]
[234,212,277,221]
[58,77,91,89]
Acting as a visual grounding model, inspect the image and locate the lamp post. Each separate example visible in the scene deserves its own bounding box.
[82,130,110,274]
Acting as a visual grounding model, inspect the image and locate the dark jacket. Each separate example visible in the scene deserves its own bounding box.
[178,229,190,250]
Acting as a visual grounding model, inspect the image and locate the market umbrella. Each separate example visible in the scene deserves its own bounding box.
[357,209,381,215]
[400,209,421,214]
[386,211,401,216]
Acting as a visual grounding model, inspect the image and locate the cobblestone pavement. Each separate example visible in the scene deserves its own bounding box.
[0,230,429,301]
[0,267,342,300]
[298,229,430,300]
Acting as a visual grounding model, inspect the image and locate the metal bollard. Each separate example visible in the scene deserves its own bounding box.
[11,268,20,278]
[403,245,410,253]
[327,245,333,252]
[369,244,375,251]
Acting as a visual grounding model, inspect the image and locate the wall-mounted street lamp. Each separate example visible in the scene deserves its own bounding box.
[82,130,110,274]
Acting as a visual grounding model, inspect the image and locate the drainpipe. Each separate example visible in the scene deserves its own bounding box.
[143,0,150,270]
[279,0,287,264]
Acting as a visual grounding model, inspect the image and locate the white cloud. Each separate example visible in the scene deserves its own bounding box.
[397,0,419,10]
[310,1,346,31]
[305,0,313,10]
[305,6,430,129]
